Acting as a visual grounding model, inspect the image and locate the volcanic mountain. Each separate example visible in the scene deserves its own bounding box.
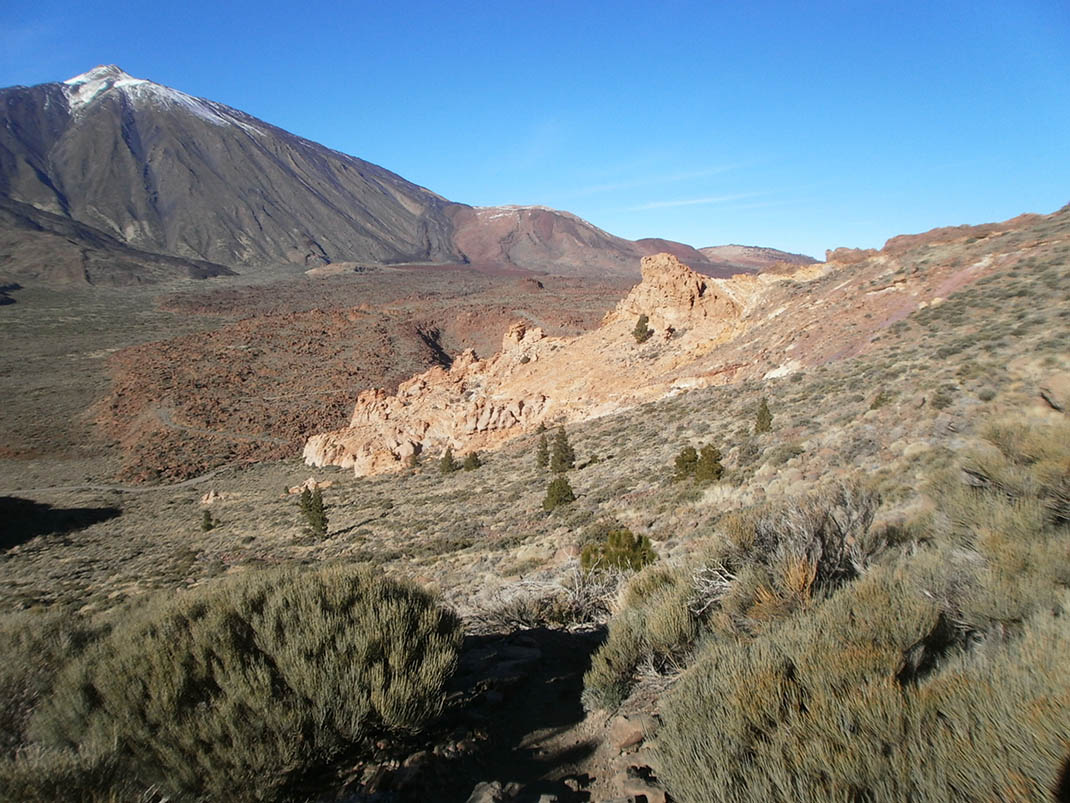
[0,66,815,283]
[0,65,461,277]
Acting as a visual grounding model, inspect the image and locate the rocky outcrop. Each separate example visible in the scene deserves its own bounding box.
[611,251,753,336]
[303,322,557,475]
[304,253,816,476]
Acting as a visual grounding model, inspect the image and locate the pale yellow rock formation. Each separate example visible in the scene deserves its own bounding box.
[303,253,822,477]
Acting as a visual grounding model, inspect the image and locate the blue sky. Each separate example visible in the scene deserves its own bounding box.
[2,0,1067,258]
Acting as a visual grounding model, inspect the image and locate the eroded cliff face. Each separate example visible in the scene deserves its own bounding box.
[303,253,816,476]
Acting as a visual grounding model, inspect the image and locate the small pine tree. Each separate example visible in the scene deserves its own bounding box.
[536,433,549,470]
[306,487,328,538]
[694,444,724,483]
[673,445,698,482]
[299,486,313,515]
[551,427,575,473]
[439,446,458,474]
[755,397,773,434]
[543,475,576,511]
[462,452,481,471]
[201,509,216,532]
[633,313,653,343]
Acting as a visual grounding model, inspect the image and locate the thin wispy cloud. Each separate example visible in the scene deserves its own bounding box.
[569,165,744,197]
[625,192,765,212]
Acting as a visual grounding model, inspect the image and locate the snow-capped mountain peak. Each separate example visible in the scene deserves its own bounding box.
[61,64,251,130]
[63,64,148,110]
[64,64,137,86]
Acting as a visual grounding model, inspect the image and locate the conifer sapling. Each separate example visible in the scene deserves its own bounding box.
[551,427,576,473]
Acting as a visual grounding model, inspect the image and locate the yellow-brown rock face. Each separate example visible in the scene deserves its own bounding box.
[303,253,813,476]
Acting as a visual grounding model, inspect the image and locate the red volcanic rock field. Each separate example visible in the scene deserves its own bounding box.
[101,267,628,481]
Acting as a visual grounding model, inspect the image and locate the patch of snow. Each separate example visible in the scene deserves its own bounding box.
[61,64,261,135]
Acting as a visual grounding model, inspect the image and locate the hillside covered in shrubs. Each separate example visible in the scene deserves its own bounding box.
[0,206,1068,799]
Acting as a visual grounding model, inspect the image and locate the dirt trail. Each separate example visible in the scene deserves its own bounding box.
[328,627,607,801]
[154,407,290,445]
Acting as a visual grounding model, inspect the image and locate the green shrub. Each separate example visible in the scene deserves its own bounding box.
[583,484,884,714]
[656,417,1070,802]
[201,509,216,531]
[462,451,481,471]
[659,581,1070,803]
[0,608,102,759]
[694,444,724,482]
[918,416,1070,631]
[307,486,328,537]
[706,484,884,631]
[31,565,462,801]
[633,313,653,343]
[0,746,131,803]
[582,566,692,711]
[673,442,725,484]
[754,397,773,433]
[672,445,698,481]
[298,486,328,537]
[439,446,458,474]
[580,528,657,573]
[543,475,576,511]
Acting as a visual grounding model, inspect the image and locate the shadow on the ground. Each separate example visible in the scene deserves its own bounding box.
[0,496,121,550]
[333,625,607,802]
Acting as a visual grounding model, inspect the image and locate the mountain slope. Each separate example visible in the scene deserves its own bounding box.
[0,66,462,269]
[0,196,233,285]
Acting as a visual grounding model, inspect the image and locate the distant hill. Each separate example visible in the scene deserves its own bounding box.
[699,243,818,272]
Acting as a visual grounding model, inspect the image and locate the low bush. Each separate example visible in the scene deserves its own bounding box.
[0,745,131,803]
[659,582,1070,803]
[582,566,694,711]
[30,565,462,801]
[656,417,1070,802]
[582,484,884,712]
[580,527,656,573]
[0,607,102,759]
